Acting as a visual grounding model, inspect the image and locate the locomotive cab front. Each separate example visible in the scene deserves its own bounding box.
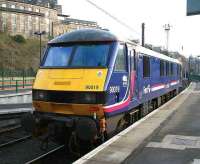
[33,42,113,117]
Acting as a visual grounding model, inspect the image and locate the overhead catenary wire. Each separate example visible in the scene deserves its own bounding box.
[86,0,141,36]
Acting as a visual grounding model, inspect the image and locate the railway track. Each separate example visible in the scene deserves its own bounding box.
[25,145,65,164]
[0,123,32,149]
[0,124,21,133]
[0,119,71,164]
[0,134,31,148]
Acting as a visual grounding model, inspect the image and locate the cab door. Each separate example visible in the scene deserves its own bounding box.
[130,49,138,100]
[107,44,129,105]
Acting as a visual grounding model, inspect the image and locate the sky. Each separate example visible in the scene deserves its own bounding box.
[58,0,200,57]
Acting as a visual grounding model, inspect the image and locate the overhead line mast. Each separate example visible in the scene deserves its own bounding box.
[163,24,172,51]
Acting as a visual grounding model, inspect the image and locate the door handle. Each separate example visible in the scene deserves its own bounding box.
[115,92,120,102]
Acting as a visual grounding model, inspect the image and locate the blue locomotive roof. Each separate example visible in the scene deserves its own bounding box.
[48,29,118,44]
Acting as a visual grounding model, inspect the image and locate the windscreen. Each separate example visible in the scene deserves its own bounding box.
[42,43,111,68]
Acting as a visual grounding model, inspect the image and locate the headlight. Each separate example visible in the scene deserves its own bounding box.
[32,90,47,101]
[38,92,45,99]
[84,93,96,104]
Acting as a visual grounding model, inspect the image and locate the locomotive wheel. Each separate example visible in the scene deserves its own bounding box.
[68,131,97,157]
[115,116,128,134]
[68,132,81,157]
[21,113,36,133]
[141,102,150,117]
[152,99,158,110]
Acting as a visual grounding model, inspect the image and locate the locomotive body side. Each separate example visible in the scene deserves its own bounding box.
[104,44,182,135]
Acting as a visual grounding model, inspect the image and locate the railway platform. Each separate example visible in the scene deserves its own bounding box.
[0,91,32,114]
[0,90,32,106]
[0,103,32,115]
[74,82,200,164]
[0,89,31,95]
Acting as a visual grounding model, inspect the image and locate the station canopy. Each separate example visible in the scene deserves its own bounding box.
[187,0,200,16]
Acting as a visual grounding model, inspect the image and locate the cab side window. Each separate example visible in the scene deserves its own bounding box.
[130,50,136,71]
[160,60,165,76]
[170,63,174,76]
[114,44,127,71]
[166,62,169,76]
[143,55,150,77]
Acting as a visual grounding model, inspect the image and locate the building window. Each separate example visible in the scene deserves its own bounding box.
[11,5,15,9]
[45,11,49,17]
[46,18,50,33]
[160,60,165,76]
[143,55,150,77]
[11,14,17,32]
[19,15,25,33]
[2,12,7,32]
[166,62,169,76]
[28,16,32,34]
[114,45,127,72]
[35,17,39,31]
[20,6,24,10]
[35,8,39,12]
[2,4,6,8]
[170,63,174,76]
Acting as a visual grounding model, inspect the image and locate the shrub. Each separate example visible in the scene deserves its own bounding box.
[12,35,26,43]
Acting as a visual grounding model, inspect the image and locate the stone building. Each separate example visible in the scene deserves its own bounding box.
[0,0,101,38]
[0,0,58,38]
[8,0,58,10]
[53,17,100,36]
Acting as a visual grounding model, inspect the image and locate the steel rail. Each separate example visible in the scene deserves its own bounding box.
[0,125,21,134]
[25,144,65,164]
[0,135,31,148]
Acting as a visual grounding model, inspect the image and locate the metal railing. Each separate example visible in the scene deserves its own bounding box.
[0,69,35,92]
[0,78,34,92]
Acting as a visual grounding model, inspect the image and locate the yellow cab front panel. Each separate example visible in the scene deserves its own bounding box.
[32,68,108,118]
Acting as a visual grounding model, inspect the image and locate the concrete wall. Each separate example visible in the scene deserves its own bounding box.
[0,91,32,104]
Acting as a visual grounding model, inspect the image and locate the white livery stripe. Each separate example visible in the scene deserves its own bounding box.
[171,80,179,86]
[151,85,165,92]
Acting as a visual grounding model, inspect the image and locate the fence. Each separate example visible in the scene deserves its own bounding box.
[189,74,200,82]
[0,69,36,78]
[0,69,36,92]
[0,78,34,92]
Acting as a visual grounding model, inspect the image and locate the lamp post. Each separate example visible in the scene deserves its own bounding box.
[34,31,46,63]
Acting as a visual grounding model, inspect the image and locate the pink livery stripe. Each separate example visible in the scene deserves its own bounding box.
[103,96,131,113]
[104,71,135,113]
[130,71,136,98]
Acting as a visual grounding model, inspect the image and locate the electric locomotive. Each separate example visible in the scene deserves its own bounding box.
[23,29,183,152]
